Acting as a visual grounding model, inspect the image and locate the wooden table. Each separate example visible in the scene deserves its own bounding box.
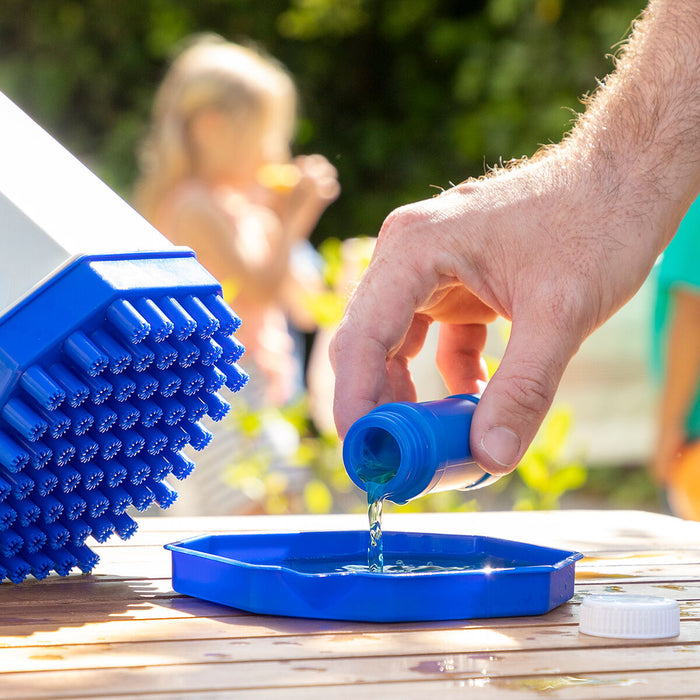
[3,509,700,699]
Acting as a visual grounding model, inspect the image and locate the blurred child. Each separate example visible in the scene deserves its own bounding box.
[652,195,700,519]
[134,34,339,513]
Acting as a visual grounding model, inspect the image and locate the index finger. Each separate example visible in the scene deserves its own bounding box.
[330,248,434,437]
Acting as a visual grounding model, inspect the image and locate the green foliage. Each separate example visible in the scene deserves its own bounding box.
[0,0,645,239]
[511,406,588,510]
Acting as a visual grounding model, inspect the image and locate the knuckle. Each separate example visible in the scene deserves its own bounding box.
[499,366,556,420]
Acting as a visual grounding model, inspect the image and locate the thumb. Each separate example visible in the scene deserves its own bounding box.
[470,317,577,475]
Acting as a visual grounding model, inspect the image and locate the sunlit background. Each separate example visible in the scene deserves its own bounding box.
[0,0,660,515]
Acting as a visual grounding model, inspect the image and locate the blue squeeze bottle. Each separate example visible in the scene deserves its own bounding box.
[343,394,500,504]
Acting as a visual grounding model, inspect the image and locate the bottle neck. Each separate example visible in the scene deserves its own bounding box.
[343,403,434,504]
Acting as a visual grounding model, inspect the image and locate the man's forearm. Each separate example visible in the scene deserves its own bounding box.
[567,0,700,251]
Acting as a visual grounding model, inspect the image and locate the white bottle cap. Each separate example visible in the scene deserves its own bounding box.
[579,594,680,639]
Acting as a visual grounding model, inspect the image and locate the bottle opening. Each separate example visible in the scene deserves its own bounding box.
[354,427,400,485]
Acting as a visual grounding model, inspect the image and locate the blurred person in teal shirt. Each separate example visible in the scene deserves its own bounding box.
[653,196,700,519]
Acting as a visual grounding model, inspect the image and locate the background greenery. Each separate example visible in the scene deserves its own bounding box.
[0,0,658,514]
[0,0,646,244]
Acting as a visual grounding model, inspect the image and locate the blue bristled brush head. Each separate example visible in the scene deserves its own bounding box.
[0,256,247,582]
[0,92,247,583]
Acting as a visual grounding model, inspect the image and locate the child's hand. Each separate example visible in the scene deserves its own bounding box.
[285,154,340,239]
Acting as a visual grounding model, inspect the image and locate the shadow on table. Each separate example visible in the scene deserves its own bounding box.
[0,575,169,637]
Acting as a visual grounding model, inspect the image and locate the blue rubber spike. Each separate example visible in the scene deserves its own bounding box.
[3,555,31,583]
[217,334,245,364]
[106,299,151,345]
[149,455,172,482]
[42,521,71,549]
[142,428,168,456]
[204,293,241,335]
[135,399,163,428]
[124,481,156,511]
[0,530,23,557]
[115,430,145,458]
[65,407,94,435]
[186,422,213,451]
[0,430,31,472]
[21,365,66,410]
[50,364,90,407]
[103,486,132,516]
[204,392,230,422]
[182,295,220,339]
[110,402,140,430]
[159,297,197,340]
[67,543,100,572]
[64,332,109,377]
[134,298,174,342]
[3,399,48,442]
[157,397,186,426]
[53,464,83,493]
[129,370,159,400]
[157,369,181,398]
[169,451,195,480]
[55,491,87,520]
[36,494,63,524]
[123,457,150,485]
[130,343,155,373]
[111,374,136,403]
[179,368,205,396]
[26,442,53,470]
[146,478,178,508]
[30,468,59,497]
[0,502,18,530]
[77,488,109,519]
[220,363,249,392]
[150,341,178,371]
[176,339,200,369]
[73,435,100,463]
[64,519,91,546]
[182,396,207,423]
[91,404,118,433]
[16,524,47,553]
[47,438,77,468]
[0,475,11,501]
[111,511,138,540]
[95,433,122,461]
[168,425,190,452]
[200,366,227,394]
[196,338,224,367]
[25,551,53,580]
[91,330,132,374]
[6,471,34,500]
[10,497,41,526]
[50,549,78,577]
[100,459,127,488]
[85,515,114,543]
[40,407,71,439]
[84,374,113,405]
[80,462,104,491]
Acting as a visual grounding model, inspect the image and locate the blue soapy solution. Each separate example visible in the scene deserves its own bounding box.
[343,395,501,572]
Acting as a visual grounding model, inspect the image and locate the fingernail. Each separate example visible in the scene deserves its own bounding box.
[481,426,521,468]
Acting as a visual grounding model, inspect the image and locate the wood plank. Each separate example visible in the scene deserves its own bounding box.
[4,643,700,698]
[3,585,700,637]
[1,620,700,673]
[4,616,700,666]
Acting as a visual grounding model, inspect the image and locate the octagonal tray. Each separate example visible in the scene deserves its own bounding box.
[165,530,582,622]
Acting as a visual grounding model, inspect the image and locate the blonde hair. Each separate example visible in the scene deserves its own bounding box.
[134,34,297,221]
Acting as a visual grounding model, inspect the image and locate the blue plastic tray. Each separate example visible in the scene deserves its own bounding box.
[166,530,583,622]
